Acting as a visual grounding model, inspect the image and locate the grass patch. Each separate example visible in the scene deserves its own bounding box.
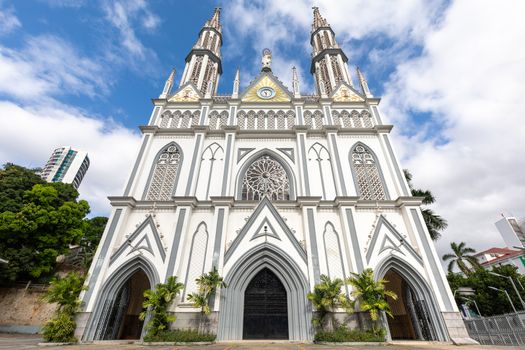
[315,325,386,342]
[144,329,216,342]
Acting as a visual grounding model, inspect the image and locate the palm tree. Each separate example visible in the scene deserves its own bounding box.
[346,268,397,335]
[307,275,350,330]
[404,170,447,240]
[442,242,481,275]
[187,267,226,332]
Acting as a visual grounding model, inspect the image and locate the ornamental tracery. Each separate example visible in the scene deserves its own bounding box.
[351,144,386,200]
[145,144,181,201]
[236,110,295,130]
[241,156,290,200]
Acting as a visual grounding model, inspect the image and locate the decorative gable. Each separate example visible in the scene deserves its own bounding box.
[241,73,292,103]
[168,83,202,102]
[110,216,166,265]
[225,197,305,263]
[331,82,365,102]
[365,215,422,265]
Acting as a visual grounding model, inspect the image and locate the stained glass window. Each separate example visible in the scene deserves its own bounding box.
[351,144,386,200]
[241,156,290,200]
[146,145,181,201]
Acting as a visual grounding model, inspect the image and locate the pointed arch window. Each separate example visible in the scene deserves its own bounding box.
[145,144,181,201]
[241,156,290,200]
[351,144,386,200]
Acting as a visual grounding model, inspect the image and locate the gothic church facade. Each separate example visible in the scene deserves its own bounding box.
[77,8,468,342]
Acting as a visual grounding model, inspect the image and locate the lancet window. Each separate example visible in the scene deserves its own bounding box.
[241,156,290,201]
[351,144,386,200]
[145,144,181,201]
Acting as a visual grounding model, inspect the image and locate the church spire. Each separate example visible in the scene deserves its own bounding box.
[309,7,352,96]
[292,66,300,98]
[232,67,240,98]
[357,67,373,98]
[159,67,176,98]
[179,8,223,96]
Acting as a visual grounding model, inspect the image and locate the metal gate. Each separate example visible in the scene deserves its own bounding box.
[243,268,288,339]
[464,312,525,345]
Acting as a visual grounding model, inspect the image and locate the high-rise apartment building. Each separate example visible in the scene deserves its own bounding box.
[40,146,90,189]
[495,216,525,248]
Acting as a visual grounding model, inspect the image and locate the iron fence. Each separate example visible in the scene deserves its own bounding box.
[464,311,525,345]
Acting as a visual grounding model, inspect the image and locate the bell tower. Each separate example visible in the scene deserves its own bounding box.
[179,7,223,96]
[310,7,353,96]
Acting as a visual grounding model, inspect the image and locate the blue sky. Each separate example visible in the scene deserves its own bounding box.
[1,0,525,258]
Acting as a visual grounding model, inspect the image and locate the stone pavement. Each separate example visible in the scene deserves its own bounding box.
[0,334,523,350]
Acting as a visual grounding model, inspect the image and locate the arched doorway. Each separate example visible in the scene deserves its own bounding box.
[384,270,434,340]
[243,268,288,339]
[98,270,150,340]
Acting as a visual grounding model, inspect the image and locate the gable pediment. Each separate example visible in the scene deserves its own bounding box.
[366,215,422,264]
[331,82,365,102]
[225,197,305,263]
[168,82,202,102]
[241,73,292,103]
[110,216,166,265]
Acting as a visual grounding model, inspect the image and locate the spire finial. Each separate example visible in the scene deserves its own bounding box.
[292,66,300,98]
[232,67,240,98]
[206,7,222,31]
[159,67,176,98]
[261,48,272,72]
[356,66,373,98]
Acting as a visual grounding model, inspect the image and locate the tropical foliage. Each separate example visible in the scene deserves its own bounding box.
[404,169,447,240]
[187,267,226,332]
[307,275,351,330]
[42,272,86,342]
[144,329,216,343]
[346,268,397,335]
[442,241,481,275]
[314,325,386,343]
[447,265,525,316]
[140,276,184,337]
[0,164,91,284]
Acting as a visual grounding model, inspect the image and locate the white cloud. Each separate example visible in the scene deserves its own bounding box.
[39,0,86,8]
[0,35,110,100]
[0,2,21,35]
[0,101,140,216]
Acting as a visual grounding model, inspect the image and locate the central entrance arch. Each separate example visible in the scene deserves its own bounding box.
[217,243,312,340]
[243,268,288,339]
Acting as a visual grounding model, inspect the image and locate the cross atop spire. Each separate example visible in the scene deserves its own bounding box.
[312,7,330,32]
[205,7,222,32]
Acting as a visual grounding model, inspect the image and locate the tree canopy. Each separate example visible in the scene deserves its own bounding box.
[0,163,90,284]
[442,241,481,275]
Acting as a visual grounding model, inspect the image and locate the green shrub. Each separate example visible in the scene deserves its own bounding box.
[143,329,216,342]
[314,325,386,342]
[42,310,77,343]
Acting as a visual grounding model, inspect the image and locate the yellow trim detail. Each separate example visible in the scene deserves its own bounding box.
[242,75,291,103]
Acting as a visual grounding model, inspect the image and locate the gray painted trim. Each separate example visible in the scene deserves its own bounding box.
[234,148,297,200]
[372,106,383,124]
[131,235,154,256]
[212,208,225,268]
[345,209,364,273]
[307,208,320,284]
[251,218,280,241]
[217,243,312,340]
[109,216,166,265]
[375,255,450,341]
[329,134,348,196]
[277,148,295,163]
[383,135,410,196]
[82,209,122,310]
[410,209,454,311]
[225,197,306,263]
[323,222,349,296]
[182,222,209,299]
[349,141,390,200]
[124,135,150,196]
[228,105,236,125]
[365,215,422,264]
[165,209,187,281]
[221,134,233,196]
[297,106,304,125]
[299,135,311,196]
[199,106,208,125]
[237,148,255,163]
[142,141,184,200]
[82,257,160,341]
[185,134,203,195]
[324,105,333,125]
[150,106,161,125]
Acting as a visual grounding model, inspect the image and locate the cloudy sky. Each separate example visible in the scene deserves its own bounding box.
[1,0,524,258]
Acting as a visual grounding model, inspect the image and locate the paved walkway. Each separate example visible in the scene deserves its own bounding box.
[0,334,522,350]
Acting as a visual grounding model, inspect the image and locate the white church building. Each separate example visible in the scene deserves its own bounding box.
[76,8,468,342]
